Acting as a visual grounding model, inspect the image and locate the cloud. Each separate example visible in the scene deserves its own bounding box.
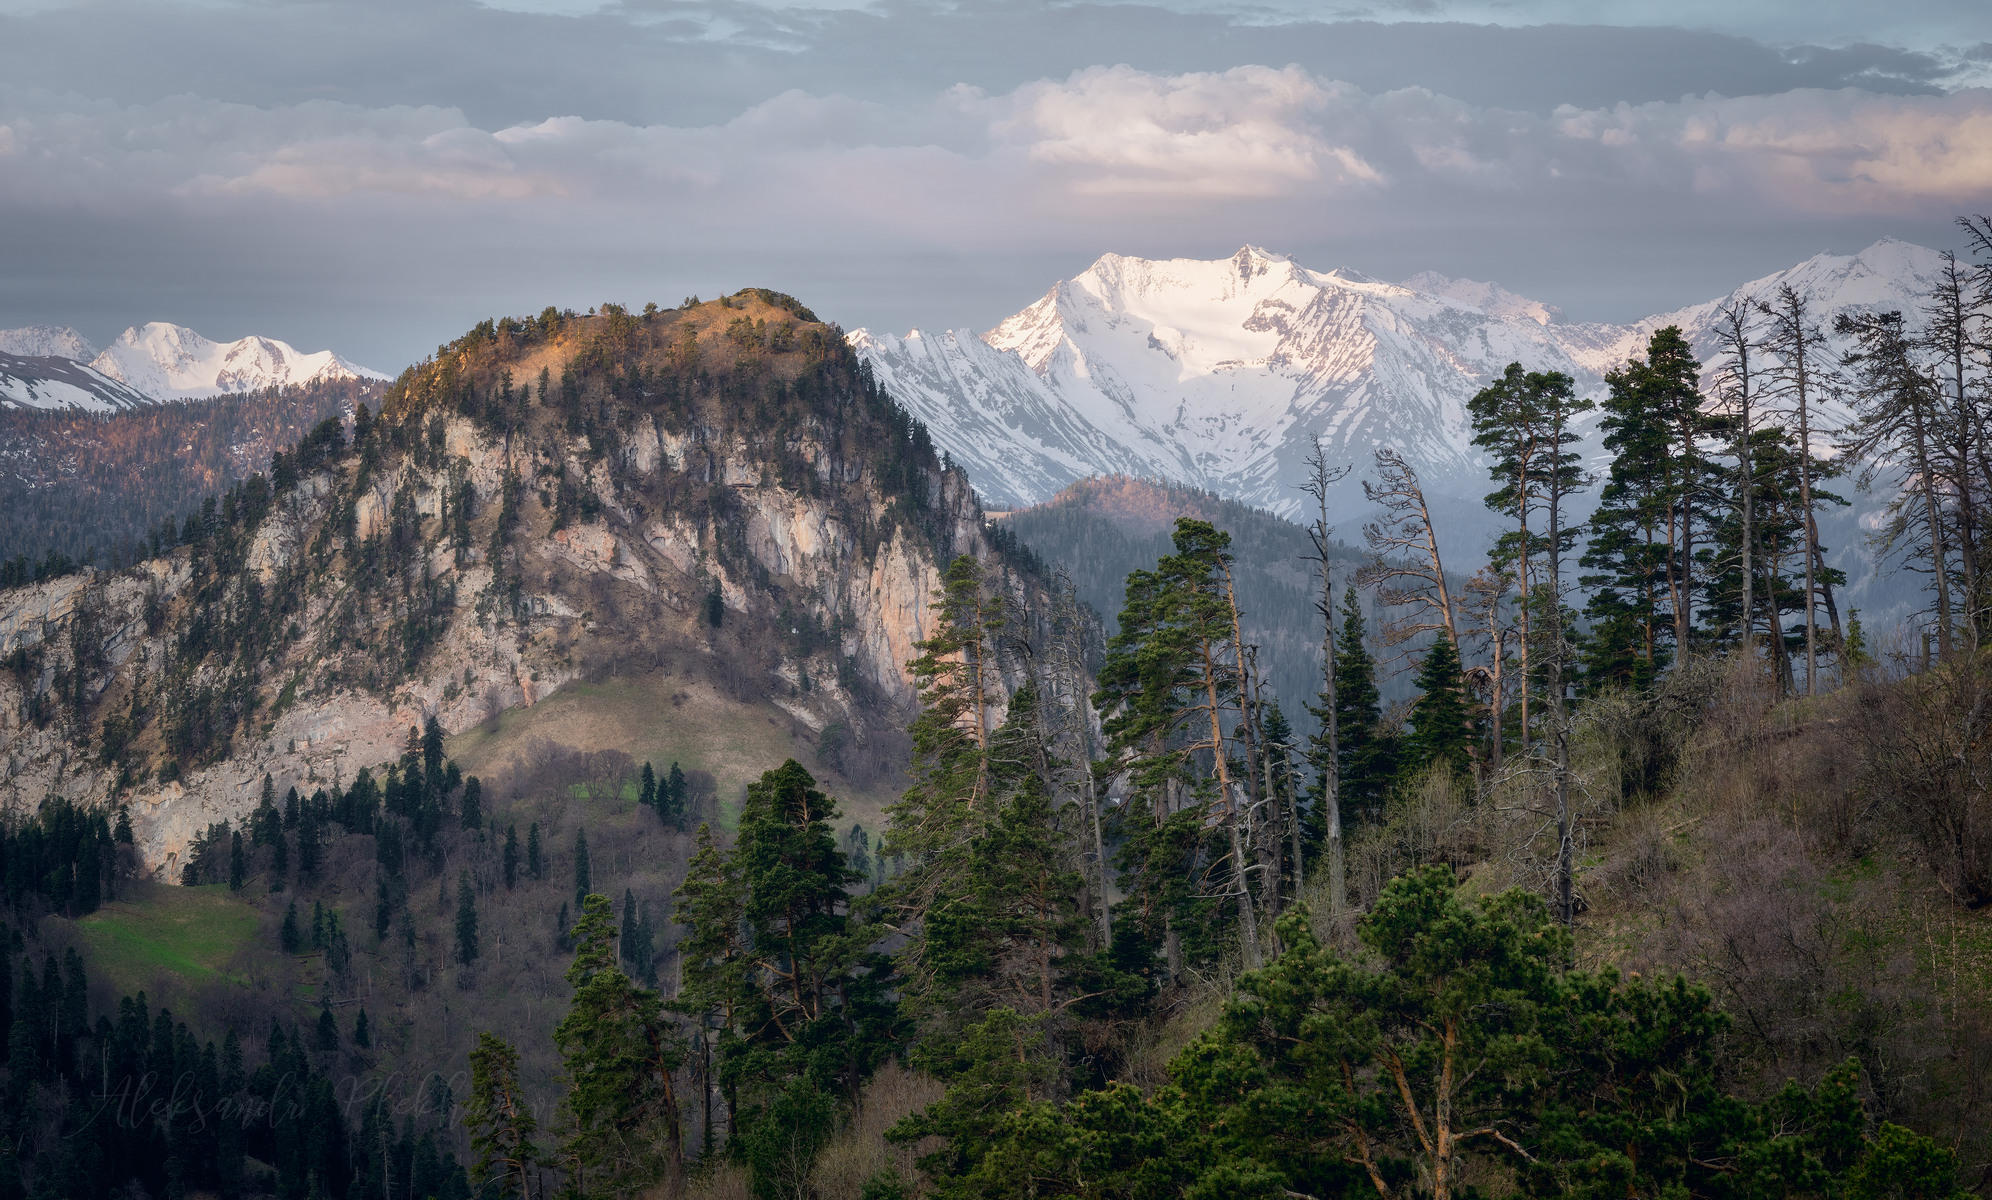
[7,71,1983,228]
[1,61,1984,366]
[980,65,1381,197]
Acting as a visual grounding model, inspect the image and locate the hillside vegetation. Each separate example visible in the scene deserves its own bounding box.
[0,377,374,572]
[0,290,1058,1200]
[0,296,1987,1200]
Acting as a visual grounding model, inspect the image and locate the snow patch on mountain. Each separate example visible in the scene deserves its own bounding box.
[89,323,389,401]
[0,325,98,362]
[0,353,157,412]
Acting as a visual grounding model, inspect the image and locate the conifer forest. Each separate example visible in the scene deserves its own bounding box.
[5,218,1992,1200]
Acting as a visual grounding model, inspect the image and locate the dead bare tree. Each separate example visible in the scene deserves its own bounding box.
[1710,301,1760,654]
[1759,286,1837,692]
[1300,436,1352,913]
[1358,448,1459,661]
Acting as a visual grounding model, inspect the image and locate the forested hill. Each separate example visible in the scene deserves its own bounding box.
[1002,475,1371,728]
[0,290,1039,869]
[0,377,375,571]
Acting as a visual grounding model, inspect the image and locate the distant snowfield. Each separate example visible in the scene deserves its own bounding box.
[0,321,388,409]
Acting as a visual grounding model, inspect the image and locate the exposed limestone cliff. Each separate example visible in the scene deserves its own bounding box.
[0,293,1033,875]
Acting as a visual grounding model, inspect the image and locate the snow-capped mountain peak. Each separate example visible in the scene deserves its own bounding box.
[88,322,389,401]
[852,236,1952,630]
[0,325,99,362]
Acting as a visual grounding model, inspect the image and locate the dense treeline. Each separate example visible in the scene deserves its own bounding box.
[0,377,372,571]
[0,922,473,1200]
[0,712,735,1199]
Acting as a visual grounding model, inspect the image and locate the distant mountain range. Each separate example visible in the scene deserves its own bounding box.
[0,321,387,410]
[852,238,1947,629]
[850,238,1941,522]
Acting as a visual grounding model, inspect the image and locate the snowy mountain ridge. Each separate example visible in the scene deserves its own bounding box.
[0,321,388,409]
[0,325,98,362]
[852,238,1947,522]
[88,322,389,401]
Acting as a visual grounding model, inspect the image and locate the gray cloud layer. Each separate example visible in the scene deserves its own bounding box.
[0,0,1985,367]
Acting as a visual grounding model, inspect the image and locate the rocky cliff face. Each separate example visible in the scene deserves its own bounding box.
[0,293,1022,875]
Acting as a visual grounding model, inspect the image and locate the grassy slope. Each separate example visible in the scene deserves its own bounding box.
[445,670,901,836]
[74,883,263,999]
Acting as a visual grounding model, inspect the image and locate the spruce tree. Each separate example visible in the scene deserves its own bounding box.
[527,822,543,880]
[555,894,684,1190]
[885,555,1003,933]
[228,831,245,891]
[674,760,897,1187]
[665,763,687,828]
[456,871,479,966]
[619,888,639,968]
[1312,589,1397,831]
[280,903,301,954]
[353,1008,370,1049]
[639,763,657,817]
[502,825,519,890]
[1404,636,1474,780]
[460,777,482,831]
[315,1005,339,1052]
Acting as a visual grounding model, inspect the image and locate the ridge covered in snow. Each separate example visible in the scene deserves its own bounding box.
[1,321,389,409]
[0,325,98,362]
[853,239,1946,518]
[88,322,389,402]
[0,353,157,412]
[852,237,1949,629]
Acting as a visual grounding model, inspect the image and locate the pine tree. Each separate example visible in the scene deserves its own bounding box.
[502,825,519,890]
[1404,636,1474,780]
[1840,309,1955,665]
[1582,328,1709,686]
[1470,362,1592,745]
[456,871,479,966]
[1097,520,1265,970]
[467,1031,542,1199]
[573,827,591,909]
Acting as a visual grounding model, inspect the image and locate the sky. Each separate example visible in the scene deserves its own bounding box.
[0,0,1987,370]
